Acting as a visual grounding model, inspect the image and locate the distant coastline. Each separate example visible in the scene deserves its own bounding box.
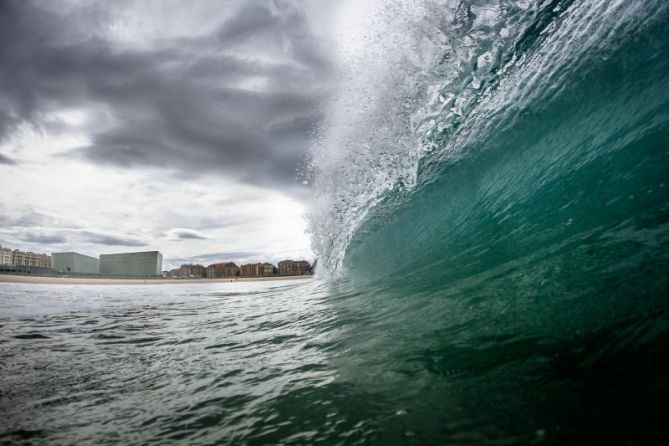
[0,274,313,285]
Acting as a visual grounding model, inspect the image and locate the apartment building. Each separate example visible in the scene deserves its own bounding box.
[277,260,312,275]
[240,262,276,277]
[0,245,51,268]
[206,262,240,278]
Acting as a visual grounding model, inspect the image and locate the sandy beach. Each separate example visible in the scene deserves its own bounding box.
[0,274,313,285]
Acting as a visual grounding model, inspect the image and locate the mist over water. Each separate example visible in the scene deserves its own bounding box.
[2,0,669,444]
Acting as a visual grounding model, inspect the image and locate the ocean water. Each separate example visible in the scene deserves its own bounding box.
[3,0,669,444]
[1,280,343,445]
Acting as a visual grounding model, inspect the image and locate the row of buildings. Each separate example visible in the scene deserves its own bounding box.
[1,244,314,278]
[51,251,163,277]
[0,245,52,268]
[166,260,313,279]
[0,244,163,277]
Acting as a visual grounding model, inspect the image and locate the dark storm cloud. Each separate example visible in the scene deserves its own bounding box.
[83,231,146,247]
[0,0,332,191]
[0,153,16,165]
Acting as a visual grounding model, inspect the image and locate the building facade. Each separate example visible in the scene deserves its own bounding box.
[0,246,12,265]
[206,262,239,278]
[99,251,163,277]
[52,252,100,274]
[178,264,206,278]
[240,262,276,277]
[15,250,52,268]
[0,245,51,268]
[166,268,180,278]
[278,260,312,275]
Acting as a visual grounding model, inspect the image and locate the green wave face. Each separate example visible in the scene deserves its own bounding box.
[311,0,669,280]
[307,1,669,442]
[346,20,669,298]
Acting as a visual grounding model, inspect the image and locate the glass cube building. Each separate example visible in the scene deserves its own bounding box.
[99,251,163,277]
[52,252,100,274]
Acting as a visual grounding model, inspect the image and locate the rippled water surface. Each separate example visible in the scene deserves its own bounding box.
[0,280,348,445]
[2,277,669,445]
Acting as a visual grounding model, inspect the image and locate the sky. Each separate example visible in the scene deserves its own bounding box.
[0,0,341,269]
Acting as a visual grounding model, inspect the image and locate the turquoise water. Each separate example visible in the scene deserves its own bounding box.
[309,0,669,443]
[3,0,669,444]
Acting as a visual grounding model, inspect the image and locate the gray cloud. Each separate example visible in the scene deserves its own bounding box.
[21,233,67,244]
[83,231,147,247]
[175,233,206,240]
[0,207,63,228]
[0,153,16,165]
[166,228,208,240]
[0,0,332,193]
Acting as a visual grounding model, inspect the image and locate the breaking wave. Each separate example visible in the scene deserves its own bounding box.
[309,0,669,279]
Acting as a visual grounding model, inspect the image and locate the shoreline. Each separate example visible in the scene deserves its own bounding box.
[0,274,313,285]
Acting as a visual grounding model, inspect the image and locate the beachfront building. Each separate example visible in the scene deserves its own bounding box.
[165,268,181,278]
[0,245,52,268]
[17,250,52,268]
[0,245,12,265]
[240,262,276,277]
[278,260,312,276]
[178,264,206,278]
[99,251,163,277]
[39,253,52,268]
[52,252,99,274]
[206,262,239,278]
